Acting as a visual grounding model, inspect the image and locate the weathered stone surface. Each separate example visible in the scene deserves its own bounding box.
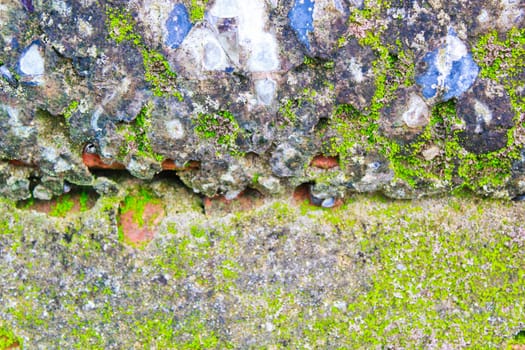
[416,29,479,102]
[0,181,524,348]
[457,78,515,153]
[0,0,523,202]
[1,2,525,348]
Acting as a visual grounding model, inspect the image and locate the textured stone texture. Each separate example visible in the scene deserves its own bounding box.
[0,0,524,202]
[1,1,525,347]
[0,179,524,348]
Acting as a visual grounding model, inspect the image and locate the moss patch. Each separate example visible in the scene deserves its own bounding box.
[106,7,182,100]
[0,325,21,349]
[18,190,97,217]
[328,7,523,193]
[194,110,243,156]
[188,0,209,23]
[117,102,164,162]
[0,192,524,347]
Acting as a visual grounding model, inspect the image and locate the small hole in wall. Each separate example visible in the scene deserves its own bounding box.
[293,183,343,209]
[313,117,329,133]
[293,183,312,205]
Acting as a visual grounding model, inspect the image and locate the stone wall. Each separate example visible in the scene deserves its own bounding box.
[0,0,524,204]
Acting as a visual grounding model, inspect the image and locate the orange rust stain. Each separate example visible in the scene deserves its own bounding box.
[82,152,126,170]
[310,155,339,169]
[120,202,165,245]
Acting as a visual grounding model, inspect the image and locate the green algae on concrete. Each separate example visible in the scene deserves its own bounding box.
[1,182,525,348]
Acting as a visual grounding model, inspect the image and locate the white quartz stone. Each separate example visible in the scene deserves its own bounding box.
[348,57,364,83]
[247,34,280,72]
[19,43,45,77]
[422,146,441,161]
[477,9,489,23]
[52,0,72,16]
[255,79,277,106]
[203,39,228,70]
[165,119,185,140]
[175,26,230,74]
[209,0,239,18]
[209,0,280,73]
[402,93,430,128]
[473,99,492,133]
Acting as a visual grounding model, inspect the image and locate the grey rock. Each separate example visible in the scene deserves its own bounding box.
[334,39,376,111]
[0,0,522,201]
[18,41,45,85]
[457,78,515,154]
[270,143,308,178]
[33,185,53,200]
[93,177,120,196]
[381,88,430,141]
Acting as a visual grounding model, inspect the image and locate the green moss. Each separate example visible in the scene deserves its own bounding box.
[220,259,240,280]
[0,324,21,349]
[189,0,209,23]
[1,192,524,347]
[173,313,232,349]
[339,211,523,347]
[63,100,79,123]
[278,88,318,127]
[152,223,213,280]
[106,8,141,45]
[251,172,261,186]
[194,110,242,156]
[79,191,89,212]
[106,7,181,100]
[142,49,182,100]
[117,225,125,242]
[510,330,525,346]
[329,15,522,191]
[234,198,524,348]
[117,102,164,162]
[49,195,75,217]
[120,187,160,227]
[329,3,414,168]
[71,325,104,349]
